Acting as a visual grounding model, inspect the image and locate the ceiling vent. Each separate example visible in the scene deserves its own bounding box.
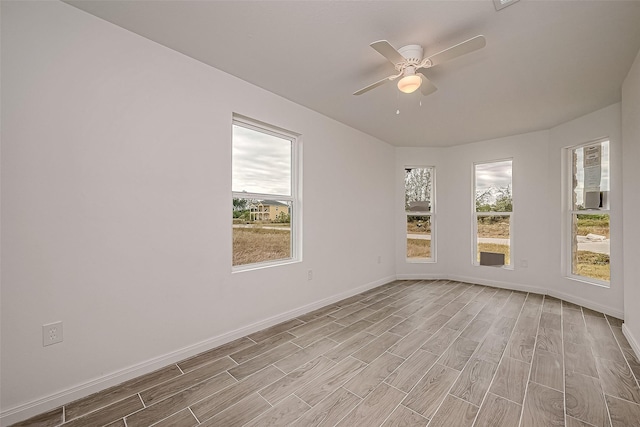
[494,0,520,11]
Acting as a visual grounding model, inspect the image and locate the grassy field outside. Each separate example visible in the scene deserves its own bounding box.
[576,251,610,281]
[477,218,509,238]
[575,214,610,238]
[233,215,608,277]
[407,239,431,258]
[233,227,290,266]
[407,219,431,234]
[574,215,610,281]
[407,217,431,259]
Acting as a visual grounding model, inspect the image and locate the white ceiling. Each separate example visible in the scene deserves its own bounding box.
[65,0,640,147]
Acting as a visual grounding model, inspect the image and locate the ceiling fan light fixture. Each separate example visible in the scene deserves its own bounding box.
[397,74,422,94]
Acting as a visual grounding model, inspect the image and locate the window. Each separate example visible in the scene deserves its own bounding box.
[405,167,435,262]
[567,139,610,285]
[474,160,513,267]
[232,116,299,269]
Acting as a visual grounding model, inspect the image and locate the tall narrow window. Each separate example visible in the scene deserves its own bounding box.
[232,117,299,269]
[405,167,435,262]
[567,139,610,285]
[474,160,513,267]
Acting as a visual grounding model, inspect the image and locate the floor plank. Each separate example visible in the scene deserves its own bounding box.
[489,356,530,404]
[565,371,610,427]
[388,329,433,359]
[197,392,271,426]
[428,394,479,427]
[473,392,522,427]
[12,280,640,427]
[530,349,564,391]
[437,336,480,371]
[380,405,428,427]
[243,395,310,427]
[189,366,283,424]
[289,387,361,427]
[385,349,439,393]
[259,356,335,405]
[140,357,236,405]
[520,381,565,427]
[151,409,198,427]
[564,340,599,378]
[64,396,143,427]
[295,356,367,406]
[449,356,498,406]
[343,351,404,398]
[336,383,406,427]
[402,363,459,419]
[595,357,640,404]
[351,332,402,364]
[605,394,640,427]
[65,365,181,420]
[125,372,236,427]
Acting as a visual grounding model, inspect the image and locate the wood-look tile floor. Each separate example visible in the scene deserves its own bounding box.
[13,280,640,427]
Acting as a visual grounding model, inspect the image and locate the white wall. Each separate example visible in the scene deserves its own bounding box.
[622,48,640,355]
[395,147,448,278]
[548,103,623,313]
[2,1,637,424]
[0,1,395,422]
[396,104,624,317]
[442,131,553,293]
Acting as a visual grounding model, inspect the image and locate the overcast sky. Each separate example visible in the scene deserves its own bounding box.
[232,124,291,196]
[475,160,512,197]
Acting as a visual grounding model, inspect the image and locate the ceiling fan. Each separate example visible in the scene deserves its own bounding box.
[353,35,486,96]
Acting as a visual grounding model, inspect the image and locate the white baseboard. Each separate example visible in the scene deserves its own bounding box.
[0,274,395,427]
[622,324,640,362]
[395,273,442,280]
[445,274,545,295]
[397,274,625,319]
[547,289,624,319]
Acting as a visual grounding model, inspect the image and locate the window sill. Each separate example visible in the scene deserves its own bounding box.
[233,258,300,273]
[406,258,436,264]
[473,263,514,271]
[565,274,610,288]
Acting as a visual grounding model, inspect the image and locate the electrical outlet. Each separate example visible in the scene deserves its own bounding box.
[307,270,313,281]
[43,321,63,347]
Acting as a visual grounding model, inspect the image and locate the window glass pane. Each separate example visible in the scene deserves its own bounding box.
[475,160,512,212]
[407,215,431,259]
[232,124,291,196]
[232,198,292,266]
[571,141,609,210]
[405,168,432,212]
[477,215,510,265]
[571,213,610,281]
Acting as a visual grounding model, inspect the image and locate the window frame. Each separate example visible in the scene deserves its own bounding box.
[404,166,436,263]
[472,158,513,269]
[565,138,610,287]
[231,115,301,271]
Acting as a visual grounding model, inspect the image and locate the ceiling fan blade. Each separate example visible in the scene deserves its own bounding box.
[370,40,406,65]
[353,75,393,95]
[418,73,438,96]
[426,35,486,67]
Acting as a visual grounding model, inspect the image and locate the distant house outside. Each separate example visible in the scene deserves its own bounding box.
[249,200,290,221]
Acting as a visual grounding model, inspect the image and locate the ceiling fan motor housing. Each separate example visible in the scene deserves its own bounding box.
[398,45,424,64]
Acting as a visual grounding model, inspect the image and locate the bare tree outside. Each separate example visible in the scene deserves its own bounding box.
[405,168,433,259]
